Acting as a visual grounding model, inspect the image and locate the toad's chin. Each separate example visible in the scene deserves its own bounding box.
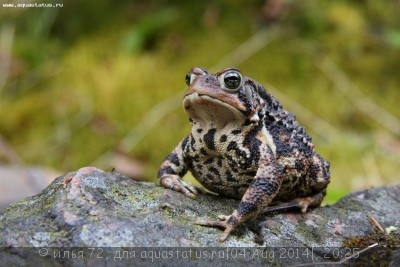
[183,92,246,128]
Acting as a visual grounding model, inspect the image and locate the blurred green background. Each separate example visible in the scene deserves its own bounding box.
[0,0,399,203]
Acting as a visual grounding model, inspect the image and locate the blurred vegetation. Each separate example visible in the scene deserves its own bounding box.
[0,0,399,203]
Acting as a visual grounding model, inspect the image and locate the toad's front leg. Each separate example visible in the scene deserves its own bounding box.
[196,154,283,242]
[158,138,206,199]
[159,174,205,199]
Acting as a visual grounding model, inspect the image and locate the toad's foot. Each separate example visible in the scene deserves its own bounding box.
[160,175,205,199]
[195,211,243,242]
[263,191,326,214]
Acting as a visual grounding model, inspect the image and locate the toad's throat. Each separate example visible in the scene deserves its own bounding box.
[183,93,246,127]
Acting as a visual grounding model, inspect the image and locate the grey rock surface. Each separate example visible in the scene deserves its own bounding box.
[0,167,399,266]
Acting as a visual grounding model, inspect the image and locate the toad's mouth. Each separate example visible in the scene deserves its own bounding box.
[183,92,246,126]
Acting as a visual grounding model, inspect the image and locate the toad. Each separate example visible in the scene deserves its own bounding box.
[158,67,330,241]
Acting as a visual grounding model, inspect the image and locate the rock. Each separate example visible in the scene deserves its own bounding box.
[0,167,399,266]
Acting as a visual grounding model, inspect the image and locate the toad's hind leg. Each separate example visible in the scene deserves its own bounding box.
[263,153,331,214]
[262,189,326,214]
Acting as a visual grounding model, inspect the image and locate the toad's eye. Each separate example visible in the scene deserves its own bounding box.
[185,67,208,86]
[221,70,242,90]
[185,72,191,86]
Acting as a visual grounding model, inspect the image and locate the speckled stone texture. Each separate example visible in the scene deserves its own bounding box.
[0,167,399,266]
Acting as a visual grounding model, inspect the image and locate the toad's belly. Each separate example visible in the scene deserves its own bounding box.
[189,160,256,199]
